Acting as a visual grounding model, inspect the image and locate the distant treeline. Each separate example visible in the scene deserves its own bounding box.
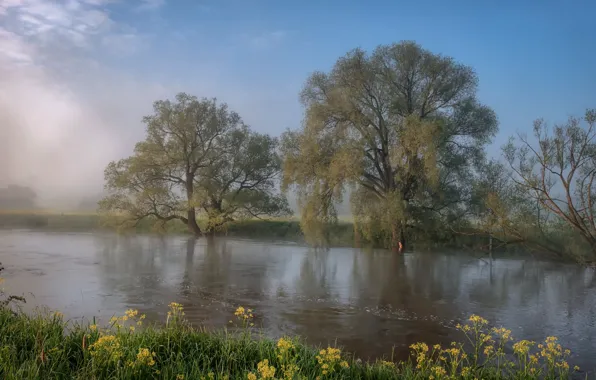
[0,185,38,210]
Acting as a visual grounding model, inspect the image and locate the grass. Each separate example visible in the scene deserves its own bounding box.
[0,295,586,380]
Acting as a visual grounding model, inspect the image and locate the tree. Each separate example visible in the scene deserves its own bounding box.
[99,93,290,235]
[281,41,498,251]
[502,108,596,262]
[0,185,38,210]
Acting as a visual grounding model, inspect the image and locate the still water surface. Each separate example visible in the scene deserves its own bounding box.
[1,230,595,370]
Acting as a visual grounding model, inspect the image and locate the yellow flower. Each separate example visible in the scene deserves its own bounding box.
[430,366,446,378]
[89,324,98,331]
[89,335,122,363]
[468,314,488,325]
[574,365,580,371]
[135,347,156,366]
[176,375,184,380]
[257,359,276,379]
[513,340,534,355]
[129,326,135,332]
[492,327,513,341]
[125,309,139,318]
[247,374,257,380]
[340,360,349,368]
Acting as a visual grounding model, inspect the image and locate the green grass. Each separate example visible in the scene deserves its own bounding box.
[0,302,586,380]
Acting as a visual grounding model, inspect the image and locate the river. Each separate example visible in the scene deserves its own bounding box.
[0,230,595,371]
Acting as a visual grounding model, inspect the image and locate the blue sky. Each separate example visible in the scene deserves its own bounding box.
[120,0,596,153]
[0,0,594,203]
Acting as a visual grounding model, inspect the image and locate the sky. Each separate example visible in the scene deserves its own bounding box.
[0,0,595,208]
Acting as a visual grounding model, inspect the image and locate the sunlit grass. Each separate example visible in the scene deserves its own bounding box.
[0,297,585,379]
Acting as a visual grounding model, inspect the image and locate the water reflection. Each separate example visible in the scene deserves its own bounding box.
[0,230,595,369]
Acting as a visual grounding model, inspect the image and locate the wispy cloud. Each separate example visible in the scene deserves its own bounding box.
[247,30,288,50]
[136,0,165,12]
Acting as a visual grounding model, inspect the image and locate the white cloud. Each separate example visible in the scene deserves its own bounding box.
[0,0,171,208]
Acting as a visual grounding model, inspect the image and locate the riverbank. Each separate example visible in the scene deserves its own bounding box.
[0,300,582,380]
[0,211,508,252]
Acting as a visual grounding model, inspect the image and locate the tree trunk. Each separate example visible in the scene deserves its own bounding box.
[391,222,406,253]
[185,178,202,236]
[187,208,202,236]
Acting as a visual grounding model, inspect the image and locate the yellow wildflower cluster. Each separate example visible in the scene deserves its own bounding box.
[257,359,276,379]
[409,342,429,369]
[134,348,156,367]
[109,309,146,330]
[513,339,535,355]
[169,302,184,315]
[234,306,254,320]
[315,347,348,376]
[246,359,276,380]
[166,302,185,326]
[89,335,122,363]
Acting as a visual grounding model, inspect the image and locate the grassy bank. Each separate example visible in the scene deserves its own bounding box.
[0,210,505,252]
[0,300,584,379]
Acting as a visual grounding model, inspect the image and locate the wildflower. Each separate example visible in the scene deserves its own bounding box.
[433,344,441,350]
[125,309,139,318]
[129,326,135,332]
[89,335,122,363]
[257,359,276,379]
[89,324,98,331]
[431,366,447,377]
[281,363,299,379]
[234,306,254,320]
[53,311,64,318]
[574,365,580,371]
[176,375,185,380]
[340,360,349,368]
[513,340,534,355]
[247,373,257,380]
[468,314,488,325]
[492,327,513,341]
[379,360,395,369]
[277,337,294,355]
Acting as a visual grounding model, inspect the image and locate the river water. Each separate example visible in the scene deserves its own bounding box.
[1,230,595,370]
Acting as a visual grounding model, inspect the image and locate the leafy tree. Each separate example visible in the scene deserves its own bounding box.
[281,41,498,250]
[502,108,596,262]
[99,93,290,235]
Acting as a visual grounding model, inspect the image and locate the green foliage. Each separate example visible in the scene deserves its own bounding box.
[282,41,498,249]
[0,304,582,379]
[471,108,596,263]
[99,93,290,236]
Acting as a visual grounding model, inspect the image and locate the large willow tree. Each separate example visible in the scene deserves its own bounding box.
[100,93,290,235]
[281,41,498,250]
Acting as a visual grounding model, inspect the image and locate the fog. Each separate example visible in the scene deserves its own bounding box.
[0,1,175,209]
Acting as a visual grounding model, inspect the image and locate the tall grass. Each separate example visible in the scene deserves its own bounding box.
[0,299,585,379]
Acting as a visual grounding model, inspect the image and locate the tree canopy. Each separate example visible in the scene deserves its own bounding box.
[281,41,498,250]
[489,109,596,262]
[99,93,290,235]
